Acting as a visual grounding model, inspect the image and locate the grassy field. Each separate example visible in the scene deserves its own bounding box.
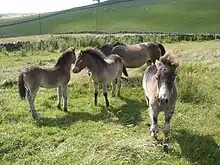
[0,0,220,36]
[0,40,220,164]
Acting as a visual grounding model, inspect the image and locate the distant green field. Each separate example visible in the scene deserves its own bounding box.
[0,0,220,37]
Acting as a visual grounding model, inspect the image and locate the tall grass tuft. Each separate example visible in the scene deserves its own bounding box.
[176,64,207,104]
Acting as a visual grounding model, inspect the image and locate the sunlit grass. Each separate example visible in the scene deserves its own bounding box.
[0,41,220,164]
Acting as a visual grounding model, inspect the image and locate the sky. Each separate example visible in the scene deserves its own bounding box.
[0,0,106,14]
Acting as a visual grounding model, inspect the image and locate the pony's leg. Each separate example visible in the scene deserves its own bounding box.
[145,95,149,106]
[149,106,159,139]
[62,85,68,112]
[102,83,109,107]
[163,109,174,153]
[94,82,99,106]
[111,80,116,97]
[27,88,39,121]
[57,86,62,110]
[116,74,122,97]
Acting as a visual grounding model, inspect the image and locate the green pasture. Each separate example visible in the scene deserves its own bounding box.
[0,41,220,164]
[0,0,220,36]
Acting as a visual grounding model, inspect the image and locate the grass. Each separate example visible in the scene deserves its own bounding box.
[0,0,220,36]
[0,41,220,164]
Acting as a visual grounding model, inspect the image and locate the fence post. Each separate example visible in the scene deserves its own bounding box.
[39,14,42,35]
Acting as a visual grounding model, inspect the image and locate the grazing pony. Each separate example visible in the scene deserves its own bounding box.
[18,48,76,121]
[72,47,128,107]
[142,54,179,153]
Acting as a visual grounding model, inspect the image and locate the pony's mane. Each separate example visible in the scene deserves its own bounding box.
[81,47,106,61]
[55,47,75,67]
[113,42,126,47]
[159,53,179,68]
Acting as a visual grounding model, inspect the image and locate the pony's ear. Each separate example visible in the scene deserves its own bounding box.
[155,59,162,69]
[171,62,179,67]
[171,62,179,71]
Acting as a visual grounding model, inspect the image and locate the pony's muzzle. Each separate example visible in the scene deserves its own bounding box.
[72,67,79,73]
[158,84,169,105]
[158,97,169,105]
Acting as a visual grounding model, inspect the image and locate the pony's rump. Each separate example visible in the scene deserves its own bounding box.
[18,72,26,99]
[155,42,166,56]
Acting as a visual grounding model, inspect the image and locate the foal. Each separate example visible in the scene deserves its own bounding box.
[18,48,76,121]
[142,54,179,153]
[72,47,128,107]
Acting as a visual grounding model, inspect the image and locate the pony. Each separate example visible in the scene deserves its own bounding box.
[112,42,166,68]
[142,53,179,153]
[72,47,128,107]
[18,48,76,121]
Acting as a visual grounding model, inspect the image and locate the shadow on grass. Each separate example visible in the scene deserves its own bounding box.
[173,129,220,165]
[37,95,146,128]
[38,109,110,127]
[217,114,220,120]
[107,96,145,127]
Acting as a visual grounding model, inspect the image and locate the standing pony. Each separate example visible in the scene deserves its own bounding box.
[18,48,76,121]
[142,54,179,153]
[112,42,166,68]
[72,47,128,107]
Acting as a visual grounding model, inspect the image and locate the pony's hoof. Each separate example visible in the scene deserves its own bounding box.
[33,115,40,122]
[163,144,169,154]
[64,108,68,113]
[151,132,158,140]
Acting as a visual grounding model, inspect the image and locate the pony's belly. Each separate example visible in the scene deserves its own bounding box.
[124,59,146,68]
[40,83,58,88]
[40,78,61,88]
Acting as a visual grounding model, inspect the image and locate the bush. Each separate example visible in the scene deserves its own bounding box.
[0,32,219,53]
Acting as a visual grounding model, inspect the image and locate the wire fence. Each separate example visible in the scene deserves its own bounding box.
[0,0,135,28]
[0,0,219,38]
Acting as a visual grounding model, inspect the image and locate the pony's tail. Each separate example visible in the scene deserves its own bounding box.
[156,42,166,56]
[122,65,128,77]
[18,72,26,99]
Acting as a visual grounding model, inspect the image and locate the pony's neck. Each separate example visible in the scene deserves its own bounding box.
[85,54,105,74]
[56,62,72,72]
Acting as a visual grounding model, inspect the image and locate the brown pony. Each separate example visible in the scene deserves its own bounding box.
[18,48,76,122]
[72,47,128,107]
[112,42,166,68]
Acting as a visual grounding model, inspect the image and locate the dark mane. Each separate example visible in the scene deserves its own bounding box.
[113,42,126,47]
[55,48,74,67]
[81,47,106,63]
